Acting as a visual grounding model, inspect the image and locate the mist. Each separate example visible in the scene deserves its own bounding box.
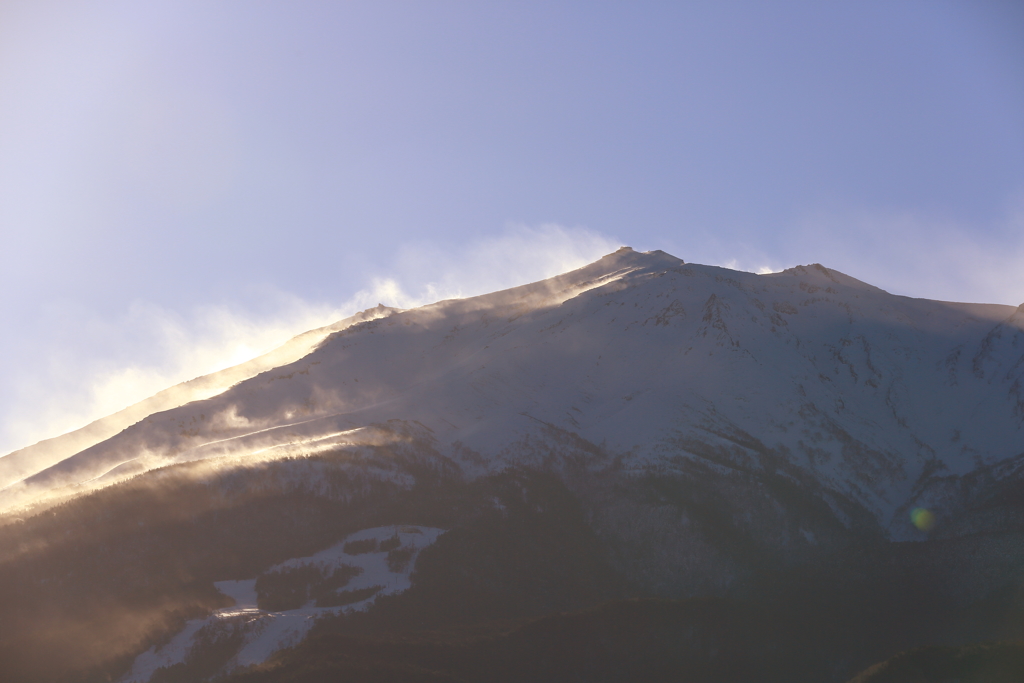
[0,224,618,457]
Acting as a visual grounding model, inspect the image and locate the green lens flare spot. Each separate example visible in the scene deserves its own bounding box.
[910,507,935,532]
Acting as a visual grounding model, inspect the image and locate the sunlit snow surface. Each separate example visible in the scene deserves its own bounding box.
[119,525,445,683]
[6,248,1024,538]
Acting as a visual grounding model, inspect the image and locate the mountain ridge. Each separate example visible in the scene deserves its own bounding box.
[2,248,1020,541]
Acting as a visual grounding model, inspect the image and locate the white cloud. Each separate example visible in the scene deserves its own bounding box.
[710,258,791,277]
[370,222,623,306]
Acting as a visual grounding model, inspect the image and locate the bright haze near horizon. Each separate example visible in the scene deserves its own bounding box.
[1,0,1022,457]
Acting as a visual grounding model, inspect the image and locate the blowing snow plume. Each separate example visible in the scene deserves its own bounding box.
[0,223,618,458]
[0,304,399,509]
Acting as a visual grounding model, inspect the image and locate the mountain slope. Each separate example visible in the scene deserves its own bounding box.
[4,248,1020,538]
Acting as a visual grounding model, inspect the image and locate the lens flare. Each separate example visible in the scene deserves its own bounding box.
[910,507,935,532]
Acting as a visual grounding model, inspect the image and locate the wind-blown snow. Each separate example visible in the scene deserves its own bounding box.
[0,306,398,503]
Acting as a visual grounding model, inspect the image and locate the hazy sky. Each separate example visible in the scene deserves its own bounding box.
[1,0,1022,455]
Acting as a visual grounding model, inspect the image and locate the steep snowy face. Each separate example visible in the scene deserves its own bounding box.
[3,248,1021,536]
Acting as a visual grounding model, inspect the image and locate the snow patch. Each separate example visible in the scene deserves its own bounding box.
[119,525,445,683]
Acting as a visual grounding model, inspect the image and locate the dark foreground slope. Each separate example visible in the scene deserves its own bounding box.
[222,607,1024,683]
[0,439,1022,683]
[846,642,1024,683]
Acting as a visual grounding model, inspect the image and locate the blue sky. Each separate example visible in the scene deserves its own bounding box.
[1,0,1022,455]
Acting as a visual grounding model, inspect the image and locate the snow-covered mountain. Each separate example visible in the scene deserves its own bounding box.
[3,247,1023,683]
[3,247,1021,539]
